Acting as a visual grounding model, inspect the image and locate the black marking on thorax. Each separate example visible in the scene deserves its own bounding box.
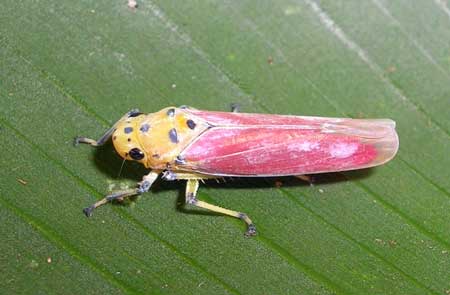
[186,119,196,130]
[169,128,178,143]
[140,123,150,132]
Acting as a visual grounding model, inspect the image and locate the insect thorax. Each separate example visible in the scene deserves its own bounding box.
[130,107,209,169]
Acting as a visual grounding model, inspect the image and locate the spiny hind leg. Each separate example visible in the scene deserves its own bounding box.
[184,179,256,237]
[83,171,159,216]
[74,109,142,146]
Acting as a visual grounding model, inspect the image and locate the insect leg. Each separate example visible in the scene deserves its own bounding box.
[185,179,257,237]
[230,103,240,113]
[295,175,314,185]
[83,171,159,217]
[162,171,216,181]
[74,109,141,146]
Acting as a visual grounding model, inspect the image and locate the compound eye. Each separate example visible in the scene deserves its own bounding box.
[129,148,144,160]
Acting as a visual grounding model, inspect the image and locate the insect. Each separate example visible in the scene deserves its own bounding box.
[75,105,399,236]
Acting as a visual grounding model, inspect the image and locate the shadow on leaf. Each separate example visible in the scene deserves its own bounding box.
[88,139,374,214]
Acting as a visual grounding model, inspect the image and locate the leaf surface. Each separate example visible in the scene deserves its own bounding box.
[1,0,449,294]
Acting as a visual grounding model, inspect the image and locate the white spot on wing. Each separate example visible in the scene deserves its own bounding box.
[298,141,320,151]
[287,141,320,153]
[329,143,358,158]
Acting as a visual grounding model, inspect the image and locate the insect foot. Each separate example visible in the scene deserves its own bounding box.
[245,224,257,237]
[83,205,95,217]
[73,136,82,146]
[238,213,257,237]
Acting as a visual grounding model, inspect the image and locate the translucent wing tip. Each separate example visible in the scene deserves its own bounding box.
[326,118,399,169]
[364,119,399,167]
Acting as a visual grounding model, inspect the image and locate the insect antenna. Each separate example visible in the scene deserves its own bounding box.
[117,157,127,178]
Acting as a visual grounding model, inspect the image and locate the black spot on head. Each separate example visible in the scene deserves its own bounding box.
[140,123,150,133]
[113,136,117,140]
[167,108,175,117]
[129,148,144,160]
[169,128,178,143]
[186,119,196,130]
[124,127,133,134]
[127,138,131,142]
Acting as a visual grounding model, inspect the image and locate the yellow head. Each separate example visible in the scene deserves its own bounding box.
[110,107,210,170]
[111,113,148,166]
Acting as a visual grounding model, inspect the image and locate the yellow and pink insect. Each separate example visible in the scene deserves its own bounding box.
[75,105,399,236]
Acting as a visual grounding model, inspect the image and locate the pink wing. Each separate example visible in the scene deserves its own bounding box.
[178,109,399,176]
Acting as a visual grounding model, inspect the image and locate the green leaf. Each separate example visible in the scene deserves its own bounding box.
[1,0,449,294]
